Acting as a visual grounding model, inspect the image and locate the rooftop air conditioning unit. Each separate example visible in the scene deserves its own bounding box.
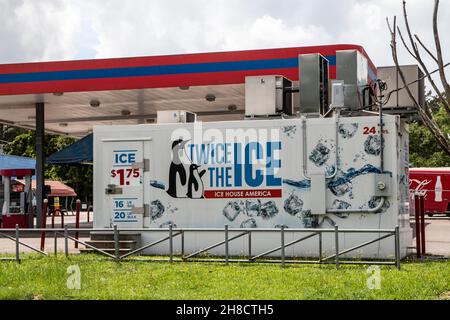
[245,75,293,117]
[157,110,197,124]
[377,65,425,110]
[336,50,369,110]
[299,53,330,115]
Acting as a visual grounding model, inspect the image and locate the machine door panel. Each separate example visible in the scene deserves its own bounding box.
[103,141,145,228]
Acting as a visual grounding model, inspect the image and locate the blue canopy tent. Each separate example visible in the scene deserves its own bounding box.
[0,154,36,171]
[47,134,93,165]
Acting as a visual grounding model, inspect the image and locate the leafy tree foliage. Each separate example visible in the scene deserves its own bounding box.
[409,95,450,167]
[2,129,92,203]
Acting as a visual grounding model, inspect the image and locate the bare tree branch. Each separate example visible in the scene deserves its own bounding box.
[397,27,417,59]
[401,0,450,114]
[387,16,450,157]
[414,34,438,63]
[433,0,450,101]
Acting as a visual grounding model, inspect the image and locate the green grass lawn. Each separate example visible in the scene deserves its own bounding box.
[0,254,449,300]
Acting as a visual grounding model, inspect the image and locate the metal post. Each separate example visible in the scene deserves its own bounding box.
[420,195,426,256]
[395,226,401,270]
[24,176,32,227]
[64,224,69,258]
[51,209,55,229]
[40,199,48,251]
[248,231,252,261]
[54,231,58,256]
[181,230,185,258]
[414,194,421,258]
[335,226,339,269]
[15,225,20,264]
[225,225,229,265]
[75,200,81,249]
[169,224,173,263]
[35,102,45,228]
[281,226,285,267]
[4,177,10,219]
[319,231,323,264]
[87,205,92,223]
[114,225,119,261]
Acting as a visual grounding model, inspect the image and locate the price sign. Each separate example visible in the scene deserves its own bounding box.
[110,150,143,186]
[104,142,145,228]
[110,168,141,186]
[112,198,138,223]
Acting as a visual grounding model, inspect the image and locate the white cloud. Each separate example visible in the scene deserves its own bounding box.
[220,15,331,51]
[0,0,448,89]
[0,0,81,63]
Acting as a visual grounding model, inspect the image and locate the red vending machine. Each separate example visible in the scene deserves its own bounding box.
[409,168,450,217]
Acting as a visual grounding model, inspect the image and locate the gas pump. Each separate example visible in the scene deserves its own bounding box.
[0,169,34,228]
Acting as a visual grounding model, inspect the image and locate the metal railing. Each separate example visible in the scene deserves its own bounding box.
[413,193,426,258]
[0,225,401,269]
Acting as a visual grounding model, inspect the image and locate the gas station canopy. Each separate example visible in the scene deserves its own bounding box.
[0,44,376,137]
[0,43,377,227]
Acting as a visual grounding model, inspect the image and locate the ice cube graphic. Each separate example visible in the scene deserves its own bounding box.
[327,170,353,197]
[325,165,337,177]
[329,181,352,197]
[364,135,382,156]
[241,218,257,228]
[338,123,359,139]
[368,196,391,213]
[332,199,351,210]
[331,200,351,218]
[223,201,242,221]
[300,210,319,228]
[150,200,165,220]
[284,194,303,216]
[282,125,298,138]
[245,199,261,217]
[159,221,177,228]
[309,143,330,167]
[260,201,279,220]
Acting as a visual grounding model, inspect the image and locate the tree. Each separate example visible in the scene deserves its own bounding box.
[387,0,450,158]
[3,130,93,203]
[0,125,27,144]
[409,94,450,167]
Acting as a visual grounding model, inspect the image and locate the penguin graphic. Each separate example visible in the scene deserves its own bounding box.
[167,139,189,198]
[187,164,206,199]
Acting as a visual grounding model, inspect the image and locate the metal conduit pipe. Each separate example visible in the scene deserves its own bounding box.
[379,95,385,173]
[301,106,387,215]
[301,110,340,180]
[326,82,388,216]
[301,116,310,179]
[374,79,388,174]
[330,108,341,180]
[326,197,386,214]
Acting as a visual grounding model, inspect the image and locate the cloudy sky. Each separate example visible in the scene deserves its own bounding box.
[0,0,448,77]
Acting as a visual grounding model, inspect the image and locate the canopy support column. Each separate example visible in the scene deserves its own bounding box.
[3,176,10,214]
[35,102,45,228]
